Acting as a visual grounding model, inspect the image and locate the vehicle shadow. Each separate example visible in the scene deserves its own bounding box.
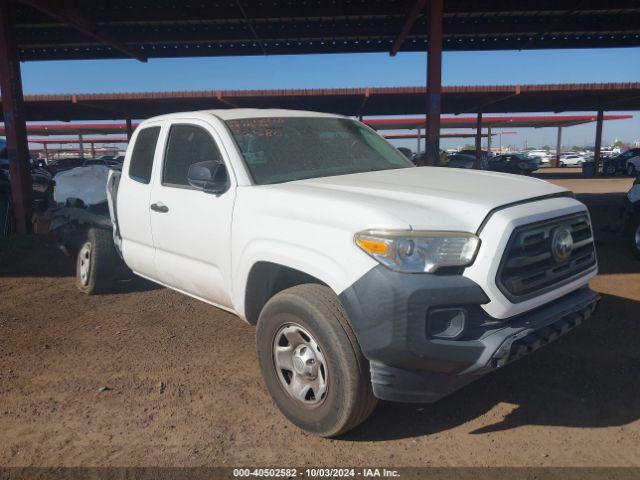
[343,292,640,442]
[0,234,74,278]
[111,275,162,294]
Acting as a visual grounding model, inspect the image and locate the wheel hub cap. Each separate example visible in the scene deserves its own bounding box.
[79,242,91,286]
[273,323,328,407]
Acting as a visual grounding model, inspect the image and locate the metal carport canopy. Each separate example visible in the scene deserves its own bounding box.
[10,0,640,61]
[2,83,640,121]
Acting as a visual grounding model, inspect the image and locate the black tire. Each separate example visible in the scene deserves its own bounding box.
[628,164,637,177]
[625,213,640,260]
[605,164,617,176]
[256,284,377,437]
[75,227,118,294]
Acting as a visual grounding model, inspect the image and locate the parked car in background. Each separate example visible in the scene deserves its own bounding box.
[48,109,600,437]
[526,150,552,165]
[83,158,122,170]
[0,155,54,210]
[559,153,587,167]
[457,149,490,169]
[396,147,413,160]
[47,157,86,174]
[603,148,640,176]
[488,153,539,175]
[446,153,476,169]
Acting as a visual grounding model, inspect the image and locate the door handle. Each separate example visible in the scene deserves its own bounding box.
[150,202,169,213]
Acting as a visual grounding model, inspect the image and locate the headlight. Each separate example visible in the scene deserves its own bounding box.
[355,230,480,273]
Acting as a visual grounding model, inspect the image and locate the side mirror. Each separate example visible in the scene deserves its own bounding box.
[187,160,228,195]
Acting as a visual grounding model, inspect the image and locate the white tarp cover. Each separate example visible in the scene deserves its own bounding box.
[53,165,110,205]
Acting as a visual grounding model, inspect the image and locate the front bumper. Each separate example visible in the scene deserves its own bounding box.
[338,266,599,403]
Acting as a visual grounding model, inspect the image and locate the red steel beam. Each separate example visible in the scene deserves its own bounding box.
[474,112,483,169]
[390,0,427,57]
[125,118,133,141]
[30,136,128,144]
[425,0,443,166]
[0,0,32,233]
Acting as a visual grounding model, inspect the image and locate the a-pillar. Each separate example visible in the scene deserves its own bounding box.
[424,0,443,167]
[593,110,604,177]
[0,0,32,233]
[474,112,483,169]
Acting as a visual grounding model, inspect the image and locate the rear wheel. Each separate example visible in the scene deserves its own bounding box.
[256,284,377,437]
[628,164,637,177]
[605,164,617,175]
[76,227,118,294]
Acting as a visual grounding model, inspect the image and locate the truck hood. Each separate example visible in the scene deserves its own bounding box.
[278,166,568,232]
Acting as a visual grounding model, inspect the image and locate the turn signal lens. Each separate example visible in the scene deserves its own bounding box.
[355,237,389,255]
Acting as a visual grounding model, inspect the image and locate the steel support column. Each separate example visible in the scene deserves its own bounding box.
[43,144,48,161]
[487,126,492,155]
[555,126,563,168]
[417,128,421,157]
[91,142,96,159]
[78,134,84,159]
[126,118,133,141]
[593,110,604,177]
[425,0,443,167]
[474,112,483,169]
[0,0,32,233]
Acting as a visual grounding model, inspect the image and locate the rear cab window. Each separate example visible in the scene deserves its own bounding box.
[129,126,161,184]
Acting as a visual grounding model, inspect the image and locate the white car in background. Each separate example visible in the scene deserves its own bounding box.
[559,153,587,167]
[526,150,552,165]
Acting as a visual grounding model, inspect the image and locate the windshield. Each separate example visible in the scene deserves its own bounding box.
[225,117,414,185]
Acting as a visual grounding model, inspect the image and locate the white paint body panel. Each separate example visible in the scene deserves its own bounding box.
[114,109,597,324]
[463,197,597,319]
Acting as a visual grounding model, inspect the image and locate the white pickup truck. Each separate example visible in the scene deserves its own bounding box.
[54,109,600,437]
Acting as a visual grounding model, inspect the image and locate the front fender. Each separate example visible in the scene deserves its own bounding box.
[232,238,375,321]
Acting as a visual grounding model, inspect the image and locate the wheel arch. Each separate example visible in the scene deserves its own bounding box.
[243,261,329,325]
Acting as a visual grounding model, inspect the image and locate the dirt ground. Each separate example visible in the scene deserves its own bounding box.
[1,171,639,468]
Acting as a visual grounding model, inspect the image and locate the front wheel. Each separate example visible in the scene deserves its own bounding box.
[256,284,377,437]
[628,164,637,177]
[76,227,118,294]
[605,164,617,175]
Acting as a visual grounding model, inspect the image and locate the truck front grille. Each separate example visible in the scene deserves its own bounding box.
[496,213,596,302]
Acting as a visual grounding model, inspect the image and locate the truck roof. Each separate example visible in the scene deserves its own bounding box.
[143,108,344,124]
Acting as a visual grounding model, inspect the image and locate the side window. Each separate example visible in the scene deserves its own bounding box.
[163,124,222,187]
[129,126,160,184]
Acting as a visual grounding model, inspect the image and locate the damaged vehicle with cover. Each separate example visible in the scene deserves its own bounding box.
[52,109,599,437]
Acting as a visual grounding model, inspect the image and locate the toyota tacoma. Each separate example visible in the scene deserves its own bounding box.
[52,109,599,437]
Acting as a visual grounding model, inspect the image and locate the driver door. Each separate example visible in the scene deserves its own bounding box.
[149,120,236,308]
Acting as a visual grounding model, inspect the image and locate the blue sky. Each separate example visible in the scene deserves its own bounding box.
[19,47,640,150]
